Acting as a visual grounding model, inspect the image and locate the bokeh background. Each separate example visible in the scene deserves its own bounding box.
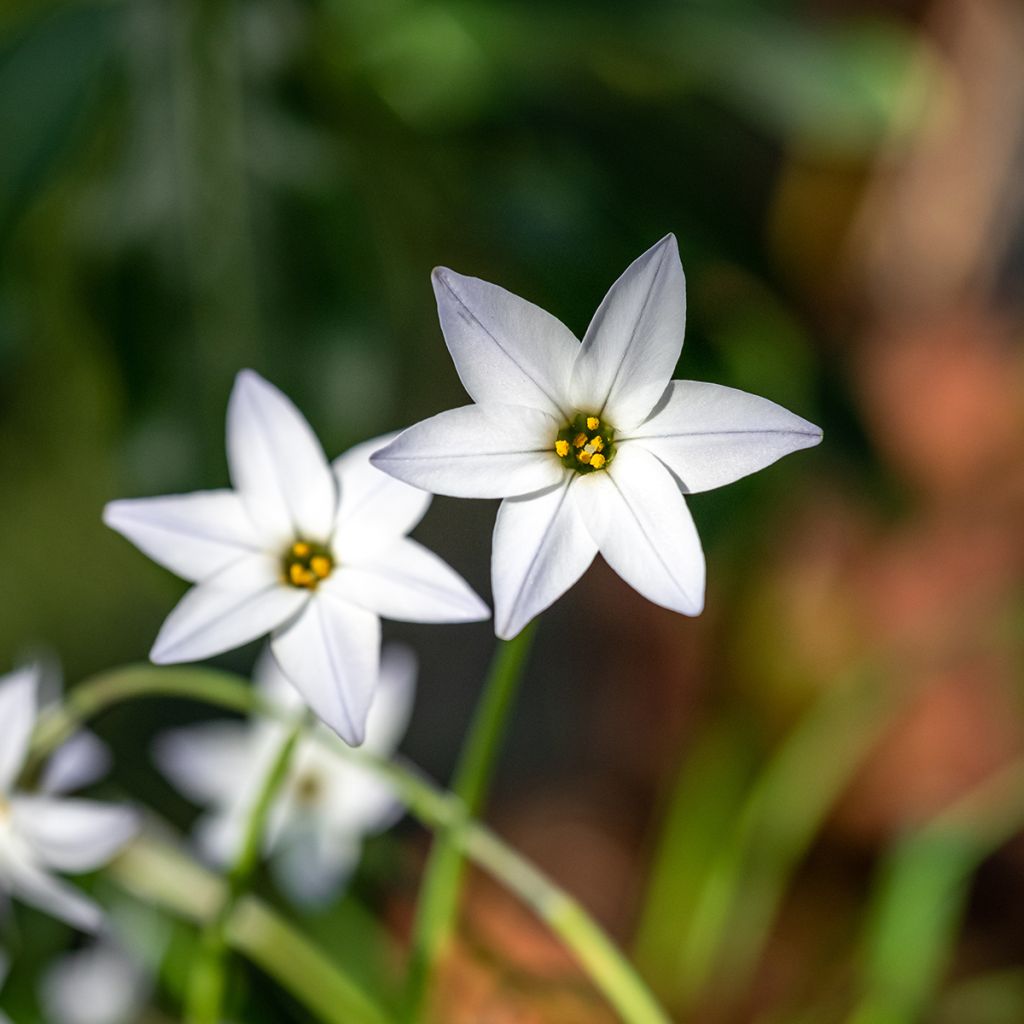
[1,0,1023,1020]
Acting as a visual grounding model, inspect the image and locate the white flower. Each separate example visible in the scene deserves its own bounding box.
[41,941,148,1024]
[156,644,416,906]
[104,369,488,745]
[0,666,138,932]
[371,235,823,638]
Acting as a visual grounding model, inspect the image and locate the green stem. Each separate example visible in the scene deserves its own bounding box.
[28,662,671,1024]
[185,716,304,1024]
[405,622,536,1020]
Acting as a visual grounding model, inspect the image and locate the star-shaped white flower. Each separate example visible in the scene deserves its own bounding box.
[371,235,823,638]
[156,645,416,906]
[0,666,138,932]
[104,370,488,745]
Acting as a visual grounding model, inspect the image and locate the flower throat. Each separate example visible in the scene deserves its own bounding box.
[554,413,616,473]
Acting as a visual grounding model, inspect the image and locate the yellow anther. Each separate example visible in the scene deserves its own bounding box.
[289,564,313,587]
[590,453,606,469]
[292,541,311,558]
[577,449,592,465]
[555,439,570,457]
[590,435,605,452]
[573,432,588,449]
[586,417,600,431]
[310,556,332,579]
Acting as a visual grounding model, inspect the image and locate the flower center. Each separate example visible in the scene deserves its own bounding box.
[554,413,616,473]
[293,770,323,805]
[282,540,334,589]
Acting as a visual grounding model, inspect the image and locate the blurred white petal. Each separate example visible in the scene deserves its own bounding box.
[41,943,146,1024]
[153,722,252,805]
[432,267,578,417]
[571,234,686,430]
[10,797,137,873]
[103,491,261,583]
[0,666,38,793]
[1,848,103,932]
[623,381,822,492]
[41,732,111,795]
[226,369,337,545]
[271,829,358,908]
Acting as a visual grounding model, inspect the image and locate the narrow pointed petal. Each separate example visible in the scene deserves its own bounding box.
[150,555,307,665]
[103,491,262,583]
[227,370,337,545]
[370,404,565,499]
[492,478,598,640]
[623,381,822,492]
[0,666,37,792]
[326,539,489,624]
[11,797,137,873]
[364,643,417,756]
[271,596,381,746]
[272,832,358,907]
[432,267,578,417]
[153,722,252,805]
[579,445,705,616]
[331,433,431,557]
[571,235,686,430]
[3,852,103,931]
[41,732,111,795]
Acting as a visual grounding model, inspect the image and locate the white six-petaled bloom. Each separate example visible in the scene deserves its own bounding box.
[371,235,823,638]
[156,645,416,906]
[104,370,488,745]
[0,666,138,932]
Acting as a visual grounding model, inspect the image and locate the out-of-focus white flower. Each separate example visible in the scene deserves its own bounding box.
[372,235,823,637]
[104,369,488,745]
[40,941,147,1024]
[0,666,138,932]
[156,645,416,905]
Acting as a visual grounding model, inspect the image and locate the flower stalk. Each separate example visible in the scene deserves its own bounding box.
[405,622,537,1020]
[30,663,671,1024]
[185,715,305,1024]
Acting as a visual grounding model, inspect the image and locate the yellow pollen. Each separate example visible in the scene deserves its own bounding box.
[573,432,588,449]
[586,417,600,431]
[310,556,331,579]
[292,541,311,558]
[577,449,592,465]
[590,453,606,469]
[289,564,314,587]
[590,435,604,452]
[555,439,570,457]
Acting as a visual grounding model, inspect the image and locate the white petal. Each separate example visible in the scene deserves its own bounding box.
[272,830,358,907]
[150,554,307,665]
[271,596,381,746]
[571,235,686,430]
[370,404,565,499]
[103,491,262,583]
[42,943,146,1024]
[153,722,252,805]
[10,796,138,873]
[363,644,417,756]
[2,851,103,931]
[492,479,598,640]
[41,732,111,795]
[0,665,38,793]
[432,267,578,417]
[325,539,489,624]
[331,433,431,557]
[622,381,823,492]
[194,810,247,868]
[579,445,705,616]
[226,370,338,545]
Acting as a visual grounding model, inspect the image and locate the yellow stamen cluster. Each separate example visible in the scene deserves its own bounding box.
[554,413,615,474]
[283,540,334,589]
